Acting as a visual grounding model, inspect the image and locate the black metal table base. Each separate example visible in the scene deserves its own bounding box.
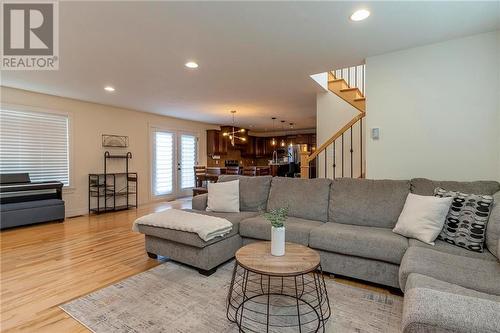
[226,263,331,333]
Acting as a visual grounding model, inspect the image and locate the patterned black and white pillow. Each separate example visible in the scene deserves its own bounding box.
[434,187,494,252]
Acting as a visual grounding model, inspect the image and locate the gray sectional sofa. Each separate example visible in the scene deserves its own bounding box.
[136,176,500,333]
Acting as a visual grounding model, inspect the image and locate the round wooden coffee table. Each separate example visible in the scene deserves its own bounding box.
[226,242,331,332]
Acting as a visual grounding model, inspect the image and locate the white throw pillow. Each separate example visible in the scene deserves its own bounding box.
[206,180,240,213]
[393,193,453,245]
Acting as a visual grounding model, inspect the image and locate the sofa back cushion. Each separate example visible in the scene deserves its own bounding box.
[267,177,331,222]
[410,178,500,196]
[218,175,272,212]
[329,178,410,228]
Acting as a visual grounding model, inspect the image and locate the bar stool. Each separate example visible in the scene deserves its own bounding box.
[226,166,240,175]
[243,166,257,176]
[194,165,206,187]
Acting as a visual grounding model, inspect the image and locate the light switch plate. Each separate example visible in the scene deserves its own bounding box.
[371,128,380,140]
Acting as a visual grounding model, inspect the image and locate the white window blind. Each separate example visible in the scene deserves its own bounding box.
[153,131,173,196]
[0,109,70,186]
[180,134,197,189]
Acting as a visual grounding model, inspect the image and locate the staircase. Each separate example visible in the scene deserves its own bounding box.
[302,65,366,179]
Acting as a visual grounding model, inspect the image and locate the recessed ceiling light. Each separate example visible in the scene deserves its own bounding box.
[185,61,199,69]
[350,9,370,21]
[104,86,115,92]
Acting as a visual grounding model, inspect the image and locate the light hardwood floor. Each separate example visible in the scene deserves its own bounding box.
[1,198,396,332]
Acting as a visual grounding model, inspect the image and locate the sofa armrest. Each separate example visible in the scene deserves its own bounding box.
[192,193,208,210]
[486,190,500,260]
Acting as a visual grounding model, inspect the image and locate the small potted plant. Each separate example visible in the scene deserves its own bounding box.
[264,207,288,256]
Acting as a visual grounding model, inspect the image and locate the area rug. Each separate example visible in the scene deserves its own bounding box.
[60,261,403,333]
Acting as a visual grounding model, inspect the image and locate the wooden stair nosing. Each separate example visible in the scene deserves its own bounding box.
[340,87,361,92]
[328,78,346,83]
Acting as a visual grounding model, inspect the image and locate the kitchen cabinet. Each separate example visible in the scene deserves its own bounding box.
[207,130,228,156]
[309,134,316,145]
[207,129,317,160]
[294,134,310,145]
[254,137,267,158]
[241,136,255,158]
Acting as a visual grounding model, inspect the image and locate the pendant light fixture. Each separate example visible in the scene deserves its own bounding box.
[222,110,246,146]
[289,123,294,147]
[280,120,286,147]
[271,117,277,146]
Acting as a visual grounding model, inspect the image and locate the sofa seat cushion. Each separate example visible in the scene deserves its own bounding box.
[329,178,410,228]
[309,222,408,264]
[399,246,500,295]
[402,273,500,333]
[239,215,323,245]
[267,177,331,222]
[137,210,259,248]
[218,175,272,212]
[410,178,500,196]
[409,239,497,262]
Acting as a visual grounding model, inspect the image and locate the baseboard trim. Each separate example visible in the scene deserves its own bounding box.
[65,207,88,218]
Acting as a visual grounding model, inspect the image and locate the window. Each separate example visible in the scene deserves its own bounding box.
[0,108,70,186]
[152,131,174,196]
[180,134,197,189]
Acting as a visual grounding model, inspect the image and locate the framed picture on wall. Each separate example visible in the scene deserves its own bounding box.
[102,134,129,148]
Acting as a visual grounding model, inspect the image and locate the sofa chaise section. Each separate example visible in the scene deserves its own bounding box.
[140,176,272,275]
[399,246,500,295]
[137,210,258,248]
[139,209,259,275]
[144,233,242,275]
[402,273,500,333]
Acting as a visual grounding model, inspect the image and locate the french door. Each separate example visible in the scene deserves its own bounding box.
[152,128,198,199]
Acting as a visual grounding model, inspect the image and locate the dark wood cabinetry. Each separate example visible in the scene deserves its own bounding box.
[207,130,228,156]
[207,130,316,160]
[254,137,267,158]
[241,136,255,158]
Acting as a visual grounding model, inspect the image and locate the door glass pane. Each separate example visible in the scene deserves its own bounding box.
[180,134,197,189]
[154,131,173,195]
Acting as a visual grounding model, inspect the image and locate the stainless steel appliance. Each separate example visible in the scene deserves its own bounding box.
[224,160,239,167]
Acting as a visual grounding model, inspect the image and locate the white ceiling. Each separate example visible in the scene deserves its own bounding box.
[2,1,499,130]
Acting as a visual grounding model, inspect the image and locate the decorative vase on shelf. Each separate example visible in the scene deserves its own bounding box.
[271,226,285,256]
[264,206,289,257]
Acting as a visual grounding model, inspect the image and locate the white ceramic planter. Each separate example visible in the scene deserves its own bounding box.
[271,226,285,256]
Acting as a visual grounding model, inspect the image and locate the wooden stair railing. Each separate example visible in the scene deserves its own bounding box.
[302,65,366,179]
[301,112,365,179]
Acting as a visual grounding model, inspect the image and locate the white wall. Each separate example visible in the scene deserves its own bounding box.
[365,31,500,181]
[0,87,218,216]
[316,90,364,178]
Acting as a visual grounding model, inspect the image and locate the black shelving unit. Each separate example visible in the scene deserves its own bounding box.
[88,152,137,214]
